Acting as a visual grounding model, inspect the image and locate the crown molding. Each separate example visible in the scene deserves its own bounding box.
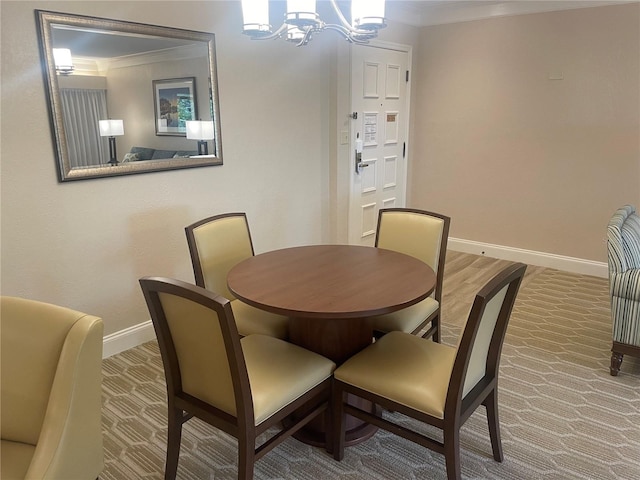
[386,1,636,27]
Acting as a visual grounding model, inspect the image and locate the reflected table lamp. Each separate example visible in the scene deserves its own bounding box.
[186,120,214,156]
[99,119,124,166]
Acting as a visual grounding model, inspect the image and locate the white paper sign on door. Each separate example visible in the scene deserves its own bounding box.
[364,112,378,146]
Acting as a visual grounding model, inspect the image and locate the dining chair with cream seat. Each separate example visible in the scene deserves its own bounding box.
[139,277,336,480]
[332,262,527,480]
[185,212,289,339]
[1,296,104,480]
[371,208,450,342]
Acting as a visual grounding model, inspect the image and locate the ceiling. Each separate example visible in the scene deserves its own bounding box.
[384,0,636,27]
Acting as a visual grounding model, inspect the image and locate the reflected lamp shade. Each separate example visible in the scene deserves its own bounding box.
[186,120,215,156]
[99,119,124,166]
[99,119,124,137]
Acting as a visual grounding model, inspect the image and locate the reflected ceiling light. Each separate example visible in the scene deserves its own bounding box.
[241,0,386,47]
[52,48,74,75]
[99,119,124,166]
[186,120,215,156]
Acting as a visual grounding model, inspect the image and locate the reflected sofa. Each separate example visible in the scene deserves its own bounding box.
[122,146,198,162]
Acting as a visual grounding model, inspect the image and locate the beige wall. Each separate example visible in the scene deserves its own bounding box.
[410,3,640,262]
[2,1,637,340]
[1,0,335,335]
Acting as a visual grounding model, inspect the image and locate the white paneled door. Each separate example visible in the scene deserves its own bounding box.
[348,43,410,245]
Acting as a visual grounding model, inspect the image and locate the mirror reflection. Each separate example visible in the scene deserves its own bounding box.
[37,10,223,181]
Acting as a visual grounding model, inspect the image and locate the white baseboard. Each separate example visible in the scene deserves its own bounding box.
[102,320,155,358]
[448,238,608,278]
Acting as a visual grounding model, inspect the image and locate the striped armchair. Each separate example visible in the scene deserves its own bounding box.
[607,205,640,375]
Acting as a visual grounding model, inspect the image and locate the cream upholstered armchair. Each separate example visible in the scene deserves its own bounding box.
[607,205,640,376]
[1,296,104,479]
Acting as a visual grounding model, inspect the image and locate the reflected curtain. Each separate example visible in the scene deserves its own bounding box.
[60,89,109,167]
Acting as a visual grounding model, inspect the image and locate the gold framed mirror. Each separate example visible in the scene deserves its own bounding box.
[36,10,223,181]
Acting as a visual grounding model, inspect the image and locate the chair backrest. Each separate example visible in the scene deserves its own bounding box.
[0,296,103,445]
[446,263,526,414]
[185,213,255,300]
[375,208,450,301]
[139,277,253,425]
[608,205,640,273]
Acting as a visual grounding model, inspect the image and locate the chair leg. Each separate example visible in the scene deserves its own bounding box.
[484,390,503,462]
[332,384,346,461]
[610,350,623,376]
[421,314,441,343]
[324,397,334,455]
[432,315,440,343]
[237,435,255,480]
[165,406,183,480]
[443,428,461,480]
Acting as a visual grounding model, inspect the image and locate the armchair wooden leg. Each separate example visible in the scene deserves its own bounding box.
[610,351,623,376]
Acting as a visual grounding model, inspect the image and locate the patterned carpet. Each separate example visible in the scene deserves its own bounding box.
[101,262,640,479]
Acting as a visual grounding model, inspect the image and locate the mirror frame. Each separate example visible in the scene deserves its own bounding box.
[36,10,223,182]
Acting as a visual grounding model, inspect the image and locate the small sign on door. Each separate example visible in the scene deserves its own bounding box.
[385,112,399,144]
[364,112,378,146]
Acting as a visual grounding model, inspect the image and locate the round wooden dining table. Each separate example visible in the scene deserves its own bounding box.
[227,244,436,448]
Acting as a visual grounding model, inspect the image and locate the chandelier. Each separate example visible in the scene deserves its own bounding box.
[241,0,386,47]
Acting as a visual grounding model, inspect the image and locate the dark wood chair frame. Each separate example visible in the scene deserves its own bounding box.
[139,277,332,480]
[374,207,451,342]
[185,212,256,289]
[332,263,527,480]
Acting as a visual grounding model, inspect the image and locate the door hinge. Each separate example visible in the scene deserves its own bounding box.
[406,70,409,82]
[349,112,358,120]
[403,142,406,158]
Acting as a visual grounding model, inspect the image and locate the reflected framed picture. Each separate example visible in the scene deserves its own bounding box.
[153,77,197,136]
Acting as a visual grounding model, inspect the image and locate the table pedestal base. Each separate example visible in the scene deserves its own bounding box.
[289,316,377,448]
[289,316,372,367]
[291,396,379,449]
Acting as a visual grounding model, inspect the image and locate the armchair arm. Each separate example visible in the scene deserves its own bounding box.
[609,268,640,302]
[25,315,104,480]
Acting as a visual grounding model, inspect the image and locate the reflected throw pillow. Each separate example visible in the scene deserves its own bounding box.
[129,146,155,160]
[122,152,140,163]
